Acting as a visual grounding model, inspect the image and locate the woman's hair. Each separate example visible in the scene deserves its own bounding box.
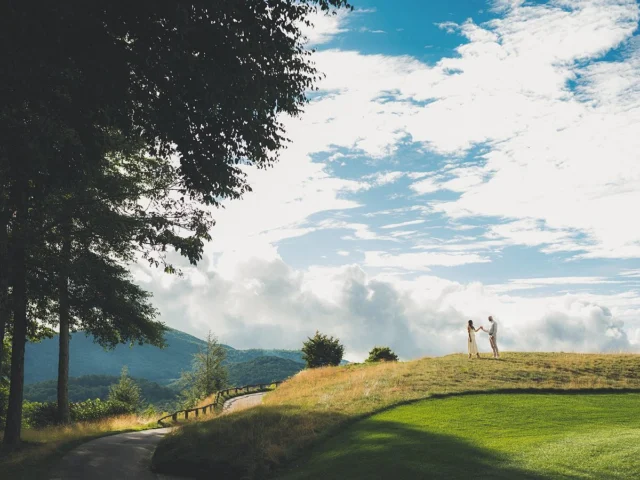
[468,320,474,327]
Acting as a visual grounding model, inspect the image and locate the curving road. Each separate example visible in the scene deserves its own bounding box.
[49,392,267,480]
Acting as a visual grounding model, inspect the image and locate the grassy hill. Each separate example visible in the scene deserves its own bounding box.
[25,328,304,385]
[152,352,640,479]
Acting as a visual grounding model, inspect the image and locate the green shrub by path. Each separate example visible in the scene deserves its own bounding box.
[277,393,640,480]
[22,399,134,428]
[152,352,640,479]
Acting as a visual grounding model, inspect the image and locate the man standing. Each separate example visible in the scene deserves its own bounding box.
[487,316,499,359]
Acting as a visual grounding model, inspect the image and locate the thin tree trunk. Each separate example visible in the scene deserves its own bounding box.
[3,180,28,447]
[56,219,71,424]
[0,211,9,377]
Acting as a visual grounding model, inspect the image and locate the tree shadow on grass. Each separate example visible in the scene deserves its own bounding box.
[276,418,563,480]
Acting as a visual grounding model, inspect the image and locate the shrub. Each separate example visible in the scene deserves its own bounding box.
[301,331,344,368]
[22,398,134,429]
[366,346,399,363]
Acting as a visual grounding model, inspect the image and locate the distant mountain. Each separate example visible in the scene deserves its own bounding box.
[25,328,304,385]
[227,356,305,386]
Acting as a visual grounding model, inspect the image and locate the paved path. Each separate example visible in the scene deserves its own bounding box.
[49,392,267,480]
[222,392,266,413]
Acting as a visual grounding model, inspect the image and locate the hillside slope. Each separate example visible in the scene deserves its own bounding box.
[25,328,304,385]
[227,356,305,386]
[153,352,640,479]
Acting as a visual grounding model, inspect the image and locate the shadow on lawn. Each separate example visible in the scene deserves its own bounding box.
[277,419,564,480]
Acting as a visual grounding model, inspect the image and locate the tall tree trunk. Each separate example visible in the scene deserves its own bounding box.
[56,220,71,424]
[0,211,9,377]
[3,180,28,447]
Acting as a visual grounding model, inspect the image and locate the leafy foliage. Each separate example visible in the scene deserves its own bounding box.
[1,0,353,444]
[366,347,399,363]
[179,332,228,408]
[108,367,142,411]
[301,331,345,369]
[22,399,133,429]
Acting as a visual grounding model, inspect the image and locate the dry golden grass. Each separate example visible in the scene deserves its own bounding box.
[265,352,640,415]
[0,413,160,480]
[153,352,640,479]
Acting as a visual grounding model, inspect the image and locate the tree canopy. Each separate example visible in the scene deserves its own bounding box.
[0,0,352,446]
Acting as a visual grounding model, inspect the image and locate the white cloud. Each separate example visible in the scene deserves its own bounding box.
[137,258,640,361]
[133,0,640,360]
[487,276,623,294]
[364,250,490,271]
[380,219,426,229]
[301,10,350,46]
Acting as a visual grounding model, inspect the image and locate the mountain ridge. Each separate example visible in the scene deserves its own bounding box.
[25,328,304,385]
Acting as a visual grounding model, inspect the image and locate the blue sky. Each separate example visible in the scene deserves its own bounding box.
[136,0,640,360]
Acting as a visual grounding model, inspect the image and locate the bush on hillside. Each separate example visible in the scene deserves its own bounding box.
[301,331,344,368]
[22,398,133,428]
[366,346,399,363]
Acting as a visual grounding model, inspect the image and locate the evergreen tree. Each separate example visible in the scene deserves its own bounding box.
[108,367,142,412]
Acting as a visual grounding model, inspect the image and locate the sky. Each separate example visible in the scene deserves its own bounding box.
[133,0,640,361]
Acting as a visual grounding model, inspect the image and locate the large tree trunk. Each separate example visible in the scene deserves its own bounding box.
[3,180,28,447]
[56,221,71,424]
[0,211,9,377]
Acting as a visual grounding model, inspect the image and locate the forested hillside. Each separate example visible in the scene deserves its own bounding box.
[25,328,304,385]
[227,356,304,386]
[23,375,178,406]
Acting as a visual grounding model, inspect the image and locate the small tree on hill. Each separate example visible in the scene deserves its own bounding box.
[366,346,399,363]
[108,366,142,412]
[179,331,228,408]
[302,331,344,368]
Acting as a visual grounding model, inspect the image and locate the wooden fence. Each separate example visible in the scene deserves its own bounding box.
[157,381,282,426]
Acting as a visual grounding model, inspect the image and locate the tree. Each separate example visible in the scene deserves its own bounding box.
[47,145,211,424]
[108,366,142,412]
[366,346,399,363]
[0,0,351,446]
[302,331,344,368]
[179,332,228,408]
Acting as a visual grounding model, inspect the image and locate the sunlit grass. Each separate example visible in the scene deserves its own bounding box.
[278,393,640,479]
[152,352,640,479]
[0,413,162,480]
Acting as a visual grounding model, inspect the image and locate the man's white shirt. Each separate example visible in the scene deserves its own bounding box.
[487,321,498,336]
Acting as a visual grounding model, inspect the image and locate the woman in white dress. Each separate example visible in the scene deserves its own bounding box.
[467,320,481,359]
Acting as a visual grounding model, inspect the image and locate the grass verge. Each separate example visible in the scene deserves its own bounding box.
[151,352,640,478]
[0,413,160,480]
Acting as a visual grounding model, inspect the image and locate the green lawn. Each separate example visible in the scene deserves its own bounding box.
[277,393,640,480]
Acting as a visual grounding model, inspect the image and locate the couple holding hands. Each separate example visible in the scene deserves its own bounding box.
[467,316,500,359]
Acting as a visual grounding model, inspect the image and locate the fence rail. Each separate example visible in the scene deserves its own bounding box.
[157,381,282,426]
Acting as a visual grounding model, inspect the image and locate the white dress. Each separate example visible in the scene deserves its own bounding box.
[468,327,479,355]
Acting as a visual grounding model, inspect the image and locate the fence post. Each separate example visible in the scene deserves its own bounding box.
[185,410,189,420]
[172,413,177,422]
